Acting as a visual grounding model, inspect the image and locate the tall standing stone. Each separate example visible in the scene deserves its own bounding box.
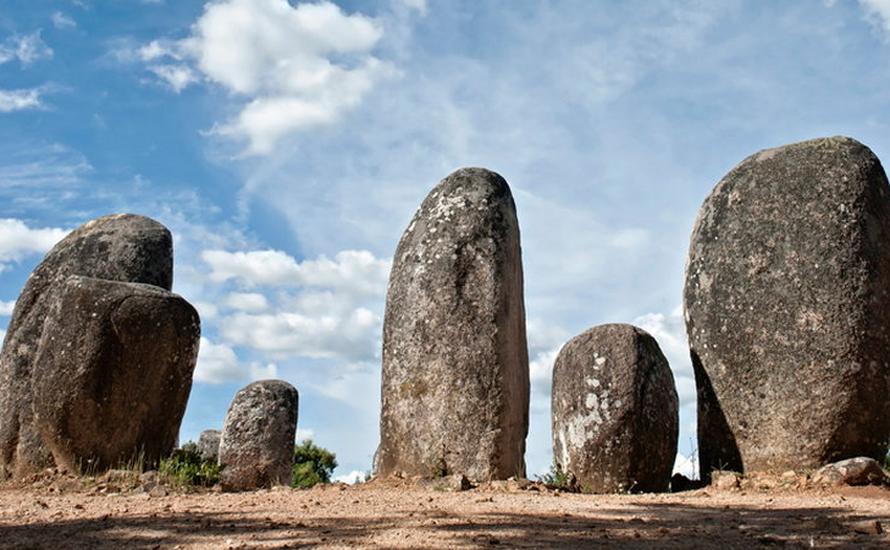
[31,276,200,472]
[684,136,890,476]
[375,167,529,482]
[218,380,298,491]
[552,324,678,493]
[0,214,172,479]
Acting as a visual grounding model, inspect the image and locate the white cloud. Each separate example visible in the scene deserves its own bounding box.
[191,300,219,320]
[861,0,890,33]
[295,428,315,441]
[202,249,389,294]
[139,0,394,154]
[193,336,278,384]
[51,12,77,29]
[221,306,379,361]
[0,31,53,66]
[148,64,198,93]
[0,300,15,316]
[0,89,44,113]
[0,219,67,269]
[332,469,367,484]
[223,292,269,312]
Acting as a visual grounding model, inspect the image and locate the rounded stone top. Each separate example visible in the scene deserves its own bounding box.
[562,323,654,349]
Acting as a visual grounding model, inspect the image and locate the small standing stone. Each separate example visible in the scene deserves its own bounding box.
[551,324,678,493]
[197,430,221,463]
[218,380,298,491]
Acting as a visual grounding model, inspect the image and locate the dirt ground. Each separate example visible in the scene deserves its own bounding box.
[1,478,889,549]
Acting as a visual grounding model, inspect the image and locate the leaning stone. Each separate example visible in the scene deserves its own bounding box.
[197,430,221,463]
[551,323,678,493]
[375,168,529,482]
[218,380,298,491]
[685,137,890,475]
[812,457,889,486]
[31,276,199,473]
[0,214,172,479]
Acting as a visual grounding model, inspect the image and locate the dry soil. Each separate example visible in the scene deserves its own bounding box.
[1,478,888,548]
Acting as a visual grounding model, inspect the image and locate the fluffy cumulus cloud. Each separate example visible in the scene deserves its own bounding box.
[222,292,269,312]
[202,249,389,294]
[0,31,53,65]
[198,247,388,364]
[0,218,67,270]
[0,300,15,316]
[193,337,278,384]
[141,0,394,154]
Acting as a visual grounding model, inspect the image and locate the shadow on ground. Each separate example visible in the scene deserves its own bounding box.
[0,500,888,548]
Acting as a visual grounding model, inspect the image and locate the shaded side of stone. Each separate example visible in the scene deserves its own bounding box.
[31,276,199,472]
[375,167,529,482]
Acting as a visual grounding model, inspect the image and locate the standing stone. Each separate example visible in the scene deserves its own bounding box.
[0,214,172,479]
[551,324,678,493]
[684,136,890,476]
[218,380,298,491]
[197,430,221,464]
[375,167,529,482]
[31,276,200,472]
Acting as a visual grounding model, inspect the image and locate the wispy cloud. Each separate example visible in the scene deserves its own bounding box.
[51,11,77,29]
[0,31,53,65]
[0,88,44,112]
[860,0,890,33]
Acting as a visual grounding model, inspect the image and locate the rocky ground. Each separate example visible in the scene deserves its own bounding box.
[1,474,889,549]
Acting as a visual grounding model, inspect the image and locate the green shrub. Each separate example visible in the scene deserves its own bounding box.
[291,440,337,489]
[536,462,576,490]
[159,443,220,487]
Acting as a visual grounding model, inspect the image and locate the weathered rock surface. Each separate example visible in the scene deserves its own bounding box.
[812,457,889,486]
[685,136,890,476]
[375,167,529,482]
[31,276,199,472]
[0,214,173,479]
[551,324,678,493]
[218,380,298,491]
[197,430,221,464]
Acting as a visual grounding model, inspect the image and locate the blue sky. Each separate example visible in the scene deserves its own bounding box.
[2,0,890,481]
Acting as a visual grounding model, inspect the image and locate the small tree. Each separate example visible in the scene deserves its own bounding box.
[291,440,337,489]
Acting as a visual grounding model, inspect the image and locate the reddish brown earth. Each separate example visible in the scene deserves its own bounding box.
[1,477,888,549]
